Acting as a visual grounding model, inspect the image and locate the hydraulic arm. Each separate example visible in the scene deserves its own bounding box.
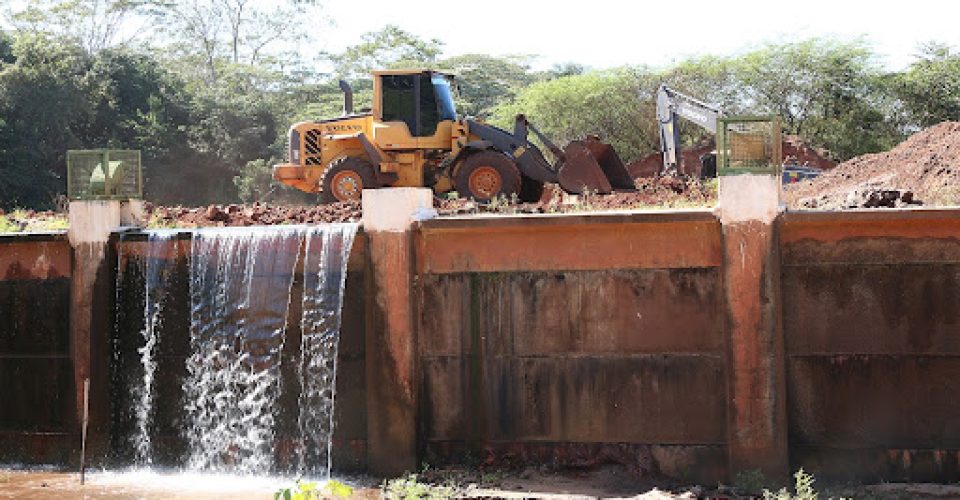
[656,85,723,174]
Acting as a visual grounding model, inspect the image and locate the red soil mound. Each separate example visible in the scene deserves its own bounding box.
[785,122,960,209]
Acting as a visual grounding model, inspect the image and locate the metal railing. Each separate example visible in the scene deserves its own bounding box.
[716,116,782,176]
[66,149,142,200]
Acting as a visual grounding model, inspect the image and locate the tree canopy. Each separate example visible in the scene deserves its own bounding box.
[0,2,957,209]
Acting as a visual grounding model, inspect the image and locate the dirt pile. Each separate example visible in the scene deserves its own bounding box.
[782,134,836,170]
[141,178,717,226]
[146,201,361,227]
[0,209,67,232]
[435,177,716,216]
[785,122,960,209]
[25,177,714,231]
[628,136,835,178]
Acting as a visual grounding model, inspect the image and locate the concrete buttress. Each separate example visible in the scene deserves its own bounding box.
[718,176,789,480]
[361,188,433,476]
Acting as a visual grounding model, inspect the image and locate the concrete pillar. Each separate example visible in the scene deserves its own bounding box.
[67,200,141,459]
[717,176,789,480]
[361,188,434,477]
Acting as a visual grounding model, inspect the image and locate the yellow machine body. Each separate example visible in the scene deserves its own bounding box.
[273,70,467,196]
[273,69,635,202]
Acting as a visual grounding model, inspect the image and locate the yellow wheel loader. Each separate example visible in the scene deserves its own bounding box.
[273,69,635,203]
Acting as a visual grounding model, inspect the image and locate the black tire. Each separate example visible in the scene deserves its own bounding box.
[454,151,522,202]
[699,153,717,178]
[519,175,544,203]
[320,157,379,204]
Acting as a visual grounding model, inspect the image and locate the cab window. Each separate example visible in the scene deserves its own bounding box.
[418,73,441,137]
[381,74,417,134]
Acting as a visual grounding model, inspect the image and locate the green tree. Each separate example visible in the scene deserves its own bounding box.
[493,69,656,163]
[330,25,443,79]
[233,157,274,202]
[734,38,901,160]
[0,31,15,63]
[546,62,586,79]
[438,53,536,118]
[0,34,91,208]
[149,0,324,84]
[4,0,148,54]
[898,42,960,128]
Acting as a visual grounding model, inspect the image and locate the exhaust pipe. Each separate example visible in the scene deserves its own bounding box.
[339,80,353,116]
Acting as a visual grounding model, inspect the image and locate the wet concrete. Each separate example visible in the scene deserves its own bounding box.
[7,207,960,485]
[364,230,417,477]
[0,234,75,465]
[416,264,728,483]
[782,210,960,481]
[110,232,369,473]
[722,220,788,480]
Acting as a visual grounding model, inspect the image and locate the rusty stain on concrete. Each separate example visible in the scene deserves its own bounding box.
[417,214,722,274]
[417,267,729,484]
[723,220,788,480]
[365,230,418,476]
[0,241,71,281]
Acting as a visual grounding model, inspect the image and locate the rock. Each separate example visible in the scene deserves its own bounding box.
[204,205,229,222]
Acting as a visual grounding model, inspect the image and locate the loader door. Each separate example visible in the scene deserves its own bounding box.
[381,74,417,136]
[380,73,453,138]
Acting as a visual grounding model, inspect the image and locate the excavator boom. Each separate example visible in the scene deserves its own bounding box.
[656,84,723,174]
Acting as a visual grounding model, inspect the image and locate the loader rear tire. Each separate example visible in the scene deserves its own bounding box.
[320,157,379,203]
[454,151,521,202]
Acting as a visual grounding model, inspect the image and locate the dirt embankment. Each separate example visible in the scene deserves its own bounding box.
[142,177,716,228]
[785,122,960,210]
[432,177,715,216]
[145,201,362,227]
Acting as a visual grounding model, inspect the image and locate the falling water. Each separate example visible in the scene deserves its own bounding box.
[183,225,302,473]
[118,230,179,466]
[297,224,357,478]
[176,223,358,475]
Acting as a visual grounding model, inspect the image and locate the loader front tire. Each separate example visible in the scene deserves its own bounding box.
[320,157,379,203]
[454,151,522,202]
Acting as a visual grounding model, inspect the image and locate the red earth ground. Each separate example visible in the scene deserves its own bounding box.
[785,121,960,209]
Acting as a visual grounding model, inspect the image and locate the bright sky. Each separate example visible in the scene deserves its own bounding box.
[319,0,960,70]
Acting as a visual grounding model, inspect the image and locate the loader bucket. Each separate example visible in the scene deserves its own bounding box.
[557,137,636,194]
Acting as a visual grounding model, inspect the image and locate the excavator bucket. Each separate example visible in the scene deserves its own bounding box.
[557,136,636,194]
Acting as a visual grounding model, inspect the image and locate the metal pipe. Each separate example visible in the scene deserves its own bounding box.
[80,378,89,485]
[339,80,353,116]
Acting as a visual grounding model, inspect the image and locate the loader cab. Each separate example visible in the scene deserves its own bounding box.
[373,70,457,140]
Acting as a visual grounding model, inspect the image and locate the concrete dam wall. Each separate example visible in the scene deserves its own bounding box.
[3,206,960,483]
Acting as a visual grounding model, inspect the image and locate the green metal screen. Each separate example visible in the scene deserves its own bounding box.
[716,116,782,176]
[66,149,142,200]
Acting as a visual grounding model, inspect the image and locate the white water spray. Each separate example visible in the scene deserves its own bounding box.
[298,223,357,478]
[174,224,358,475]
[118,230,178,466]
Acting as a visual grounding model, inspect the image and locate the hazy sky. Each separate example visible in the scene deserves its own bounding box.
[319,0,959,70]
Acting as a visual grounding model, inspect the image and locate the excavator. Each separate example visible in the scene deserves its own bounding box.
[656,85,723,177]
[273,69,635,202]
[656,84,780,177]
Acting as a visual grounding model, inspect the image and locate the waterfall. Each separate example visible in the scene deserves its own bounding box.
[298,224,357,478]
[117,230,178,466]
[117,223,357,477]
